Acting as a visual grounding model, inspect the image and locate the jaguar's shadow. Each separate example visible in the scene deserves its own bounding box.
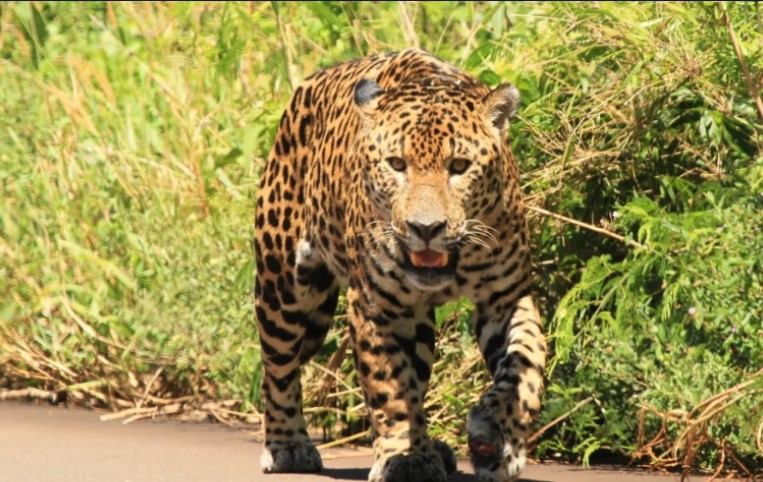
[319,468,549,482]
[319,467,368,481]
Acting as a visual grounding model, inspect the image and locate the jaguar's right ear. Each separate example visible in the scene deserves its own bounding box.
[354,78,385,116]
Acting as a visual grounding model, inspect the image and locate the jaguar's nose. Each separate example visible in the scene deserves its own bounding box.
[406,220,446,244]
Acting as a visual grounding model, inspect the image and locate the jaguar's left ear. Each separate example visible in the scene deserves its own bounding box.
[354,78,385,116]
[481,83,520,134]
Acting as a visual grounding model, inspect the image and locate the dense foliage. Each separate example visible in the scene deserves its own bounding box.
[1,1,761,475]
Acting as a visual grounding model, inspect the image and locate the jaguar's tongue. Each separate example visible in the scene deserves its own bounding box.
[409,249,449,268]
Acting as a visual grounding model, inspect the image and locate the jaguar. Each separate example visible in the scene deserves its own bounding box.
[254,48,546,482]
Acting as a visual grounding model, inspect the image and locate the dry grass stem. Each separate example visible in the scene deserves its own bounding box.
[528,396,594,446]
[719,3,763,121]
[526,205,644,249]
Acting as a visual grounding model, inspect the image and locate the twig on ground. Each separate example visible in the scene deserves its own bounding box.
[0,388,62,403]
[136,365,166,409]
[316,429,371,451]
[321,448,375,460]
[99,399,260,425]
[636,368,763,478]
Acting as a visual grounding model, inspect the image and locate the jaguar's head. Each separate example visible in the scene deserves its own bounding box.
[354,77,520,290]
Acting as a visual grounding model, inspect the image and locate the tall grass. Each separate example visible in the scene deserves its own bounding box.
[1,1,761,475]
[1,1,268,409]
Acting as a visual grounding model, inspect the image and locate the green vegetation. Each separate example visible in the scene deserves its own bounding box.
[1,1,761,476]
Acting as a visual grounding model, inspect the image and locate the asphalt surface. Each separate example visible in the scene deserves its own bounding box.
[0,401,699,481]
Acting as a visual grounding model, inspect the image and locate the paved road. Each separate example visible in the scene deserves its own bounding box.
[0,401,697,481]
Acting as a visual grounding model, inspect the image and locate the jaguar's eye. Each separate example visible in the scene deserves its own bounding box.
[448,158,471,175]
[387,157,407,172]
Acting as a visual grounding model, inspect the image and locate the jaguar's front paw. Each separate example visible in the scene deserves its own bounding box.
[368,451,447,482]
[433,439,457,475]
[467,404,526,482]
[260,441,323,473]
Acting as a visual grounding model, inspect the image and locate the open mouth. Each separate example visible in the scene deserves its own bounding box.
[409,249,449,268]
[402,248,458,284]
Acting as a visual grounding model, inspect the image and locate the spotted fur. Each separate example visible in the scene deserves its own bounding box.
[254,49,546,482]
